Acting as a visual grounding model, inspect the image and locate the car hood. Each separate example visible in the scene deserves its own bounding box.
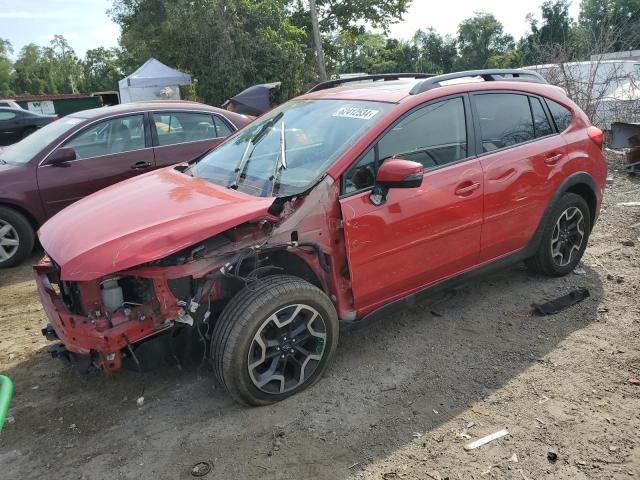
[39,167,275,281]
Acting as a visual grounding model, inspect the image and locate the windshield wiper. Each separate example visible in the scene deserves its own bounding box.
[269,121,287,196]
[0,159,6,165]
[228,112,283,189]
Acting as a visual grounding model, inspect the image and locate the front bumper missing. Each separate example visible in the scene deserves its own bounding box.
[33,259,168,372]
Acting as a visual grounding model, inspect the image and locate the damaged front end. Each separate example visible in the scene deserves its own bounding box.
[34,177,349,373]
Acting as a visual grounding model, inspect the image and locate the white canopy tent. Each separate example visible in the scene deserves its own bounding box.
[118,58,192,103]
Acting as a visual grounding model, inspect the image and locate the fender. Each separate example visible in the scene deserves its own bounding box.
[523,171,597,258]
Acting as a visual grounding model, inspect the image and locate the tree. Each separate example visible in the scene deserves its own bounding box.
[456,13,514,70]
[0,39,13,96]
[413,28,457,74]
[110,0,309,105]
[579,0,640,51]
[11,36,83,95]
[83,47,124,92]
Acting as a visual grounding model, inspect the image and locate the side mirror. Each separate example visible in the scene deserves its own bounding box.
[370,158,423,205]
[47,147,76,166]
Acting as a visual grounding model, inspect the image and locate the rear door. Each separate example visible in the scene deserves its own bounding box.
[37,113,154,216]
[151,111,233,167]
[0,110,20,145]
[471,92,568,262]
[339,95,484,311]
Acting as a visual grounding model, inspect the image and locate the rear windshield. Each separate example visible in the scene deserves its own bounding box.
[0,116,82,164]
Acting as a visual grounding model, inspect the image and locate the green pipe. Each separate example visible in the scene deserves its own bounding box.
[0,375,14,433]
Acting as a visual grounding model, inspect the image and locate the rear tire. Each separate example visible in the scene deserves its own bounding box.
[211,275,339,406]
[525,193,591,277]
[0,206,35,268]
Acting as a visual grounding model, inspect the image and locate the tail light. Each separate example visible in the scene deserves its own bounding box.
[52,115,59,121]
[587,126,603,149]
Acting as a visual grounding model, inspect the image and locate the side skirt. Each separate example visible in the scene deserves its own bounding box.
[353,248,532,325]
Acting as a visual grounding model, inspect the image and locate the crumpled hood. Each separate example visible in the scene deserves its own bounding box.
[39,167,274,281]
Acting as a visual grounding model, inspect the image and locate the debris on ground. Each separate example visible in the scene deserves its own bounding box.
[547,450,558,463]
[463,428,509,450]
[573,266,587,275]
[617,201,640,207]
[628,378,640,386]
[531,288,590,315]
[136,396,145,407]
[621,239,635,246]
[190,461,212,477]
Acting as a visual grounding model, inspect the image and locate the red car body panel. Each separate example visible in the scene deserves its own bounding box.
[38,168,274,281]
[33,78,607,372]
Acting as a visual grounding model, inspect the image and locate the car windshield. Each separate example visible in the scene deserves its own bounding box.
[0,116,82,164]
[188,99,392,197]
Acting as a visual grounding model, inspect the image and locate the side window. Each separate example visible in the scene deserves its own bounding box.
[343,97,468,194]
[475,93,535,152]
[153,112,217,146]
[530,97,554,138]
[64,115,145,159]
[546,99,572,132]
[0,112,17,120]
[213,115,233,137]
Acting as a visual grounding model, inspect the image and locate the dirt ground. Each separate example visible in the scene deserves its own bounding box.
[1,152,639,480]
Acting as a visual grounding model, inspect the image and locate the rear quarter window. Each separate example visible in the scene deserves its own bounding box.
[546,99,572,132]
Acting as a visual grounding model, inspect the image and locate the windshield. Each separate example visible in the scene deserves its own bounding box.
[188,99,392,197]
[0,116,83,164]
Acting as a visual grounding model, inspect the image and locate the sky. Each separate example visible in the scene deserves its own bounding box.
[0,0,582,59]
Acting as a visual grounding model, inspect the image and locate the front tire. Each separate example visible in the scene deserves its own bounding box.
[0,206,35,268]
[525,193,591,276]
[211,275,339,406]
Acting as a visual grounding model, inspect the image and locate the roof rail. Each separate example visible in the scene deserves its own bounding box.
[409,69,548,95]
[307,73,435,93]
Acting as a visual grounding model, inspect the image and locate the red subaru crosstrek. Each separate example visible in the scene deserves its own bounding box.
[34,70,606,405]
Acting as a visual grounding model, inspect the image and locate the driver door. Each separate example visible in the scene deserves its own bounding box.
[37,114,154,216]
[339,95,484,312]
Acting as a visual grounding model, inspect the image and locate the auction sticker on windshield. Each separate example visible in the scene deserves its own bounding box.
[332,106,379,120]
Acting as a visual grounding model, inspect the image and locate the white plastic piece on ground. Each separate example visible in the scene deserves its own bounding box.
[463,428,509,450]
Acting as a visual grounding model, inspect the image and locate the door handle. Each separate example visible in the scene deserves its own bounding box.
[544,153,563,165]
[454,181,481,196]
[131,161,152,170]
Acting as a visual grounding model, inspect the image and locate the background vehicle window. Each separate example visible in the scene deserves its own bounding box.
[153,112,217,146]
[0,112,17,120]
[213,115,233,137]
[65,115,145,159]
[475,93,534,152]
[530,97,554,137]
[546,99,572,132]
[343,97,467,194]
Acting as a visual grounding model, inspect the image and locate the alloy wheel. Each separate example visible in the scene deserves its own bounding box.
[550,206,585,267]
[247,304,327,395]
[0,220,19,263]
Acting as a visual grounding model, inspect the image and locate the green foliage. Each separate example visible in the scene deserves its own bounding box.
[579,0,640,51]
[110,0,309,106]
[83,47,124,92]
[0,39,12,96]
[456,12,515,70]
[5,0,640,100]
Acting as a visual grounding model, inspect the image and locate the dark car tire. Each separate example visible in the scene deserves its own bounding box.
[22,128,37,139]
[211,275,339,406]
[0,206,35,268]
[525,193,591,277]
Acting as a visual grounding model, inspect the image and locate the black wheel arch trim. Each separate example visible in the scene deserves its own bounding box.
[523,171,597,258]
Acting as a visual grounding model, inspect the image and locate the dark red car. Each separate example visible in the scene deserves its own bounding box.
[34,70,606,406]
[0,101,251,267]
